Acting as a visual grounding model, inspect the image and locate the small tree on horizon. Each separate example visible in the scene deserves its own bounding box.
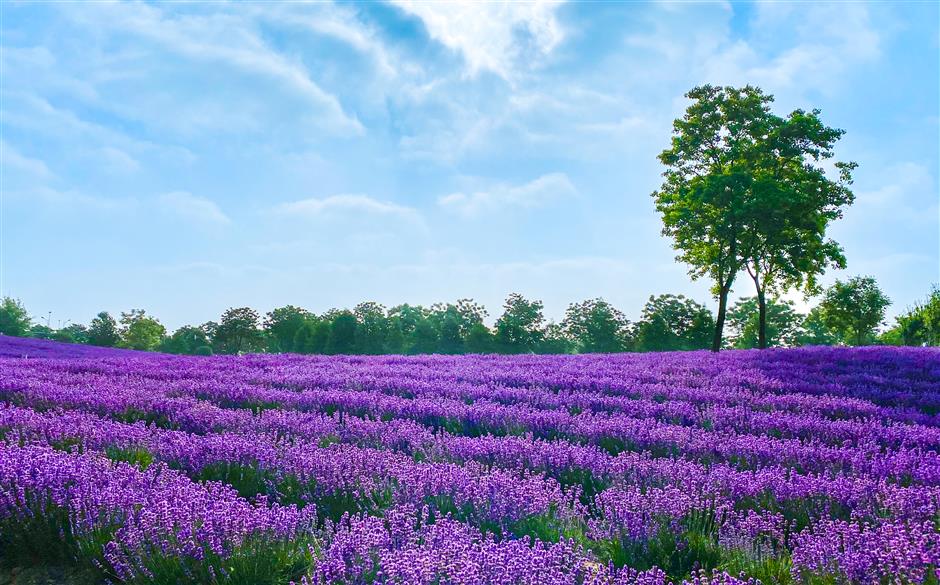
[819,276,891,346]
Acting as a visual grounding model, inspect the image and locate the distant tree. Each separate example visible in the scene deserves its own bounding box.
[354,302,389,355]
[633,294,713,352]
[535,321,575,354]
[796,307,839,346]
[87,311,120,347]
[326,311,357,355]
[194,345,213,356]
[819,277,891,346]
[55,323,88,344]
[294,319,330,354]
[213,307,263,354]
[562,298,630,353]
[119,309,166,351]
[883,285,940,346]
[464,322,496,354]
[408,317,440,354]
[653,85,855,351]
[427,299,488,354]
[384,320,406,354]
[727,297,801,349]
[161,325,211,355]
[0,297,31,337]
[264,305,312,353]
[495,293,545,354]
[28,324,55,340]
[437,311,464,354]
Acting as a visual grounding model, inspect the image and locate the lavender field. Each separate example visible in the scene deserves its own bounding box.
[0,336,938,584]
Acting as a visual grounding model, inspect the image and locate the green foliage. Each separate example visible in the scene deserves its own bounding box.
[883,284,940,346]
[264,305,312,353]
[293,319,330,354]
[654,85,855,351]
[797,307,839,346]
[28,324,55,340]
[819,276,891,346]
[737,103,856,349]
[160,325,210,355]
[87,311,120,347]
[464,322,495,353]
[634,294,714,352]
[535,321,575,354]
[495,293,545,353]
[104,446,155,470]
[408,315,440,354]
[118,309,166,351]
[113,532,314,585]
[194,345,213,356]
[0,297,31,337]
[326,310,357,355]
[727,296,802,349]
[595,511,724,581]
[214,307,264,354]
[353,302,389,355]
[0,494,113,582]
[563,298,630,353]
[55,323,89,344]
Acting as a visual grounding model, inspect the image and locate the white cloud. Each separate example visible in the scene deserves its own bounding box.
[391,0,565,79]
[97,146,141,173]
[438,173,576,217]
[0,139,53,179]
[65,2,363,136]
[273,194,423,225]
[256,4,398,78]
[159,191,230,225]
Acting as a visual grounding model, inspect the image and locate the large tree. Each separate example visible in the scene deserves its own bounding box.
[0,297,31,337]
[819,276,890,346]
[739,106,856,349]
[653,85,854,351]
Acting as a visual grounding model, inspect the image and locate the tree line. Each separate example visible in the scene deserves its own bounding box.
[1,277,935,356]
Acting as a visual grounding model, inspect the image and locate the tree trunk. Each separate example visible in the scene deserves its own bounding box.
[712,281,732,352]
[756,285,767,349]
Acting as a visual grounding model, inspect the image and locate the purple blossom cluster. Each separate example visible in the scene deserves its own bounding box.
[0,335,937,584]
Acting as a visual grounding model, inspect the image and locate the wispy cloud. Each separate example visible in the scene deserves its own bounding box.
[0,139,53,179]
[64,2,364,136]
[439,173,577,218]
[159,191,230,226]
[273,194,424,226]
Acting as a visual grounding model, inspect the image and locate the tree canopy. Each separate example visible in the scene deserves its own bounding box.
[654,85,855,350]
[819,276,891,346]
[0,297,31,337]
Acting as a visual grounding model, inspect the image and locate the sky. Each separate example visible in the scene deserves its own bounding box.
[1,0,938,330]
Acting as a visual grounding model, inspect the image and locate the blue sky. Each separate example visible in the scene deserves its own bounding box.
[2,1,938,329]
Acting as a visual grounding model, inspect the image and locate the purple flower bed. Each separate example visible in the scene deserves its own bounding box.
[0,337,937,584]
